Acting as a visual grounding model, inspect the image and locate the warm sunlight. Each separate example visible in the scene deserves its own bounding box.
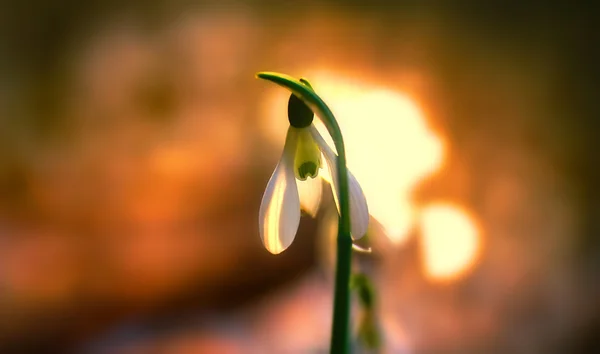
[261,70,444,244]
[419,203,481,281]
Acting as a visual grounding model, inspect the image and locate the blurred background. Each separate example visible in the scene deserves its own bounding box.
[0,1,598,353]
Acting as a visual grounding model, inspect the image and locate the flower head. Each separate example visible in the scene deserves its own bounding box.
[259,92,369,254]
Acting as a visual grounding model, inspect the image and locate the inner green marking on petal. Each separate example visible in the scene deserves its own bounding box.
[297,162,318,180]
[294,128,321,181]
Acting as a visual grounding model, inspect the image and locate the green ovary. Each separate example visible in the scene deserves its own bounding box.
[294,128,321,180]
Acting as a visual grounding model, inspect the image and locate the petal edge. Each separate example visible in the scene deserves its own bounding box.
[310,125,370,240]
[259,128,301,254]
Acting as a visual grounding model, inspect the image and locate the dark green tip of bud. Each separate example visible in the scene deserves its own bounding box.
[288,93,314,128]
[297,162,318,181]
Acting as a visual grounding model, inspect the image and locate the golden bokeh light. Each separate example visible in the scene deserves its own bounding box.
[419,203,481,281]
[261,70,482,281]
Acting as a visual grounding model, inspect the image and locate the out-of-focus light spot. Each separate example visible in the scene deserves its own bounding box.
[419,203,481,281]
[261,71,443,244]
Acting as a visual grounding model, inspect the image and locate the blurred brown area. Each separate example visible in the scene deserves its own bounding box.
[1,1,599,353]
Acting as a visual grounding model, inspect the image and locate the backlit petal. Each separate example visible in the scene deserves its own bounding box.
[297,176,322,217]
[310,125,370,240]
[259,128,301,254]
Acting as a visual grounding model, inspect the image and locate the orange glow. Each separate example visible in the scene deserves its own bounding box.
[261,70,484,281]
[420,203,481,281]
[261,71,443,244]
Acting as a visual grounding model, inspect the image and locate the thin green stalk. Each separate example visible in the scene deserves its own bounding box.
[257,72,354,353]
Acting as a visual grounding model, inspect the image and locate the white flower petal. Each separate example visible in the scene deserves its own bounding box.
[310,125,370,240]
[346,169,370,239]
[259,128,301,254]
[312,118,337,154]
[297,176,322,217]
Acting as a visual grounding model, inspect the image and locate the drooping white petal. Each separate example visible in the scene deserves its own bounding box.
[346,170,370,239]
[297,176,322,217]
[309,125,370,240]
[259,128,301,254]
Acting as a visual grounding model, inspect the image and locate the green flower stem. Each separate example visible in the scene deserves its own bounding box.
[257,72,353,354]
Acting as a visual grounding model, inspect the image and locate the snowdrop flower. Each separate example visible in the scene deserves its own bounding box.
[259,92,369,254]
